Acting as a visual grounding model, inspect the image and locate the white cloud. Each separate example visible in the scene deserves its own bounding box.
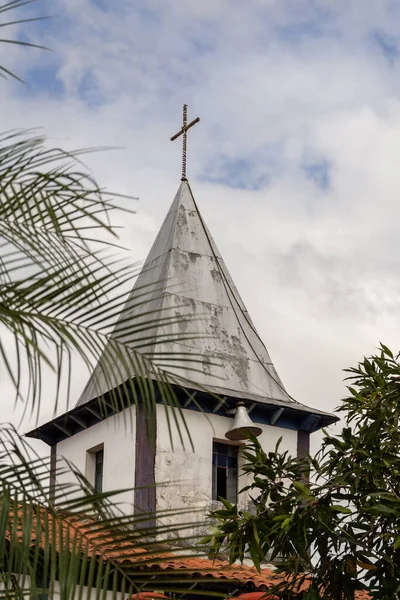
[3,0,400,454]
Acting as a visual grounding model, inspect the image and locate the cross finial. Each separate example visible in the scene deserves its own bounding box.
[170,104,200,181]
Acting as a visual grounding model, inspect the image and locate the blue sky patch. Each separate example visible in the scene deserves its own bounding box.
[373,31,400,64]
[303,160,331,190]
[202,157,270,191]
[190,35,216,57]
[91,0,113,11]
[8,0,69,97]
[274,3,332,47]
[277,20,323,45]
[22,63,64,98]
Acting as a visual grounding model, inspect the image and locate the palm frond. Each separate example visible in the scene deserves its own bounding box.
[0,131,214,448]
[0,0,49,81]
[0,425,217,600]
[0,0,218,450]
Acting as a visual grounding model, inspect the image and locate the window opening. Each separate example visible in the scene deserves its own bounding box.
[212,442,238,503]
[94,449,104,493]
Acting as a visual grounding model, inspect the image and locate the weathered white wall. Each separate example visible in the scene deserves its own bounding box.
[155,404,298,536]
[56,407,136,513]
[55,403,298,537]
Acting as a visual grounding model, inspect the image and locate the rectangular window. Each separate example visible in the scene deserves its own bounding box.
[35,574,48,600]
[212,442,238,503]
[94,449,104,493]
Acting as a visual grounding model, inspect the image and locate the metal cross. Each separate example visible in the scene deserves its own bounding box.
[170,104,200,181]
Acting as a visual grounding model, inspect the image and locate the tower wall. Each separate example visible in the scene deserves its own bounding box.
[54,403,297,539]
[56,406,136,513]
[154,404,297,537]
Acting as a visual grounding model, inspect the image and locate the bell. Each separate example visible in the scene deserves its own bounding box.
[225,402,262,441]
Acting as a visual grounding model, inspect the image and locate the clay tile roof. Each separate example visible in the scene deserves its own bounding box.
[7,510,370,599]
[139,554,371,599]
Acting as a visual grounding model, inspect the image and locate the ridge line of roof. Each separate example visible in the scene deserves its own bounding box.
[185,181,296,405]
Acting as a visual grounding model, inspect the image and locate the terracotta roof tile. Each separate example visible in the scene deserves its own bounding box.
[7,510,371,599]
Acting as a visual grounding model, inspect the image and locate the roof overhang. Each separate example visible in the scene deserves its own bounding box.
[25,380,338,446]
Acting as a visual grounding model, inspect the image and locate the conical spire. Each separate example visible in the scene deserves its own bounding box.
[76,181,297,408]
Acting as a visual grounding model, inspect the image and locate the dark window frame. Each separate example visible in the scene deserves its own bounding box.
[212,441,238,503]
[94,448,104,493]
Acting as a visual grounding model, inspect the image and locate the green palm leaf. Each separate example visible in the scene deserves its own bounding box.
[0,131,208,444]
[0,425,217,600]
[0,6,224,599]
[0,0,49,82]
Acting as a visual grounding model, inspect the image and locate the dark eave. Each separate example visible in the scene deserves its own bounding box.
[25,381,338,446]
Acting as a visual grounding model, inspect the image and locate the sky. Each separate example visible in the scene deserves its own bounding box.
[3,0,400,453]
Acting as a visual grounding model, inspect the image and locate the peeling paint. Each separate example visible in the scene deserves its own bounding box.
[47,181,330,546]
[175,295,196,312]
[176,204,188,234]
[210,268,222,283]
[172,249,189,272]
[229,355,250,388]
[76,180,300,411]
[175,311,190,332]
[155,406,299,539]
[188,252,201,263]
[202,352,213,376]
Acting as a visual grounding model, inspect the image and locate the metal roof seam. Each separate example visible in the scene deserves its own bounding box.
[186,181,297,405]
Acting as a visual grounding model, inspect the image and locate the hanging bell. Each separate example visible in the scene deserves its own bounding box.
[225,402,262,441]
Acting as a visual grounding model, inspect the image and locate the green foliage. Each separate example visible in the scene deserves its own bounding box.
[0,125,209,597]
[0,4,211,598]
[0,130,204,441]
[0,128,209,597]
[0,424,206,600]
[207,345,400,599]
[0,128,205,595]
[0,0,49,82]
